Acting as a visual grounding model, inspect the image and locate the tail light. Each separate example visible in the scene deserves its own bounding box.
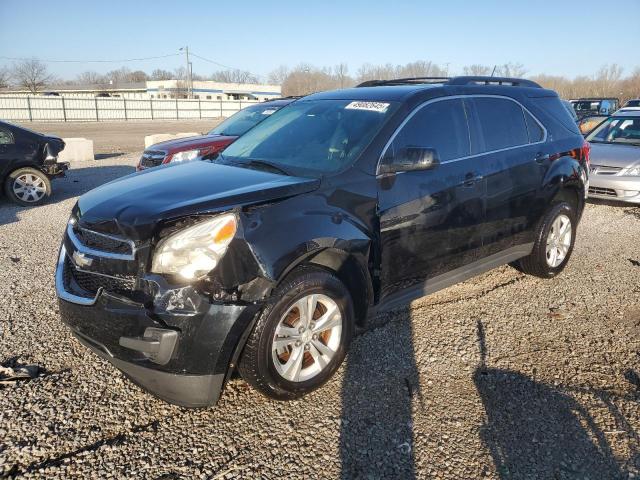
[569,140,590,167]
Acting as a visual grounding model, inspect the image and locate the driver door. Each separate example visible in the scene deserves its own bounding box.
[377,98,486,300]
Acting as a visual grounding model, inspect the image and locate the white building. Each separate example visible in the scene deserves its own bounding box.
[147,80,281,101]
[0,80,281,101]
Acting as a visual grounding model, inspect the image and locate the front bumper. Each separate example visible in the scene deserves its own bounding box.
[588,175,640,204]
[55,245,260,407]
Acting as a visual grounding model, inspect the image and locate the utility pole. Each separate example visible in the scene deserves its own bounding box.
[180,46,192,98]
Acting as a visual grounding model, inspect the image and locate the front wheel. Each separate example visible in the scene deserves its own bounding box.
[238,267,354,400]
[4,168,52,206]
[518,202,577,278]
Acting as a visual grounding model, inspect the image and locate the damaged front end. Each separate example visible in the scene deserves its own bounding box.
[56,210,270,407]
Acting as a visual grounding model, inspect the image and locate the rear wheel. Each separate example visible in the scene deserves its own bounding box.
[238,267,354,400]
[4,168,51,206]
[518,202,576,278]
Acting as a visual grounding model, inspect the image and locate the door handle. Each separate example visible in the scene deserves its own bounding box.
[535,153,550,164]
[464,172,483,187]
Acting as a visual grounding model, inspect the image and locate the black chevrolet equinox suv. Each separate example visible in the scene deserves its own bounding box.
[56,76,590,407]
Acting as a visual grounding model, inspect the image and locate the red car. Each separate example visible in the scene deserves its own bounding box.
[137,98,295,170]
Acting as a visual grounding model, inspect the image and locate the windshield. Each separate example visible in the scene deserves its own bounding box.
[586,117,640,145]
[220,99,398,176]
[208,103,283,137]
[626,100,640,107]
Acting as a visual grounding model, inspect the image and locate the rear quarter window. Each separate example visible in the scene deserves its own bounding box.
[532,97,581,135]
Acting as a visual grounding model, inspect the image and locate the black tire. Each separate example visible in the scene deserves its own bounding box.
[4,167,52,206]
[518,202,577,278]
[238,266,354,400]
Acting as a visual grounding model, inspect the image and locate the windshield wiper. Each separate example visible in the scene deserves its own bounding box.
[243,159,291,176]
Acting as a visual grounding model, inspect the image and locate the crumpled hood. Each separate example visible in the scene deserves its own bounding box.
[76,161,320,239]
[590,142,640,169]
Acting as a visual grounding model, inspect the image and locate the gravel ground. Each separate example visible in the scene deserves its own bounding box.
[1,154,640,479]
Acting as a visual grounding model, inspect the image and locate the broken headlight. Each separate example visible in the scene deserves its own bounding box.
[151,214,237,280]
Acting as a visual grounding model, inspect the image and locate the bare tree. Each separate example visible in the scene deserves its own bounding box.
[151,69,173,81]
[210,69,259,84]
[333,63,352,88]
[268,65,289,85]
[496,62,527,78]
[76,71,105,85]
[128,70,149,83]
[463,64,492,76]
[12,58,53,93]
[0,67,10,88]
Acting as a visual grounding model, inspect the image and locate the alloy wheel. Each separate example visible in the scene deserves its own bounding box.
[546,214,572,268]
[271,293,343,382]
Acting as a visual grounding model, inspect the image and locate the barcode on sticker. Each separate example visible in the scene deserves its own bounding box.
[345,101,390,113]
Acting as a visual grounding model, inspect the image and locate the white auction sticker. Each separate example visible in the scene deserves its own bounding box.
[345,101,390,113]
[261,109,277,115]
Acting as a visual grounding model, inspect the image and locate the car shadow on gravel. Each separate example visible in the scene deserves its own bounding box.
[474,320,627,479]
[339,308,419,479]
[0,164,135,227]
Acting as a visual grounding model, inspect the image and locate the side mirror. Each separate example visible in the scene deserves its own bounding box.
[379,146,440,174]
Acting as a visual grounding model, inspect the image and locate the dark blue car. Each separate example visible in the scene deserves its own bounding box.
[56,76,589,407]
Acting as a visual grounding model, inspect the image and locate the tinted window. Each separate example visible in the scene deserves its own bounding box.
[524,110,544,142]
[473,98,529,151]
[209,103,284,137]
[0,129,13,145]
[382,99,470,164]
[535,97,581,134]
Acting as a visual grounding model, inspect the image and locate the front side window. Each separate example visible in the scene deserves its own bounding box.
[472,97,529,152]
[381,98,470,165]
[0,129,14,145]
[587,117,640,145]
[222,99,398,176]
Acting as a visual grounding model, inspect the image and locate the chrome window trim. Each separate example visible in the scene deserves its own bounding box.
[55,245,101,306]
[376,94,548,175]
[67,223,136,261]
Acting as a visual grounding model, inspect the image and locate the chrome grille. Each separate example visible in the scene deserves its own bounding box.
[140,150,166,168]
[64,255,135,296]
[590,165,622,175]
[74,227,132,255]
[589,186,617,197]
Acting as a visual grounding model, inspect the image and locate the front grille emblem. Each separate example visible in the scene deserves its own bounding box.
[72,250,93,268]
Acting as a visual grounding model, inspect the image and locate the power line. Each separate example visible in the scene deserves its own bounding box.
[0,53,181,64]
[190,52,263,78]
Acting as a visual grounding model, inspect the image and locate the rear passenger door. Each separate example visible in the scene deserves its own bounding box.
[465,96,548,256]
[377,98,486,299]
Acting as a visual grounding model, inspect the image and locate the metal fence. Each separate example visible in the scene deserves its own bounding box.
[0,96,261,122]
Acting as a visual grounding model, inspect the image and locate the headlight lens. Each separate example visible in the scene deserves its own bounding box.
[151,214,237,280]
[170,149,200,163]
[626,166,640,176]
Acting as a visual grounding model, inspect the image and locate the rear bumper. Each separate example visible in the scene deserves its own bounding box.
[42,161,69,178]
[56,245,261,407]
[589,175,640,204]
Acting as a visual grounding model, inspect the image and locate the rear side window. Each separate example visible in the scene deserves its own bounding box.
[534,97,581,135]
[382,98,470,163]
[472,97,529,151]
[524,110,544,142]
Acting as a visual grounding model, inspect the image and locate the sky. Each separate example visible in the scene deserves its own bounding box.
[1,0,639,82]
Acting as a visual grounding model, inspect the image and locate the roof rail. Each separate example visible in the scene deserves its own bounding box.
[356,77,450,87]
[448,76,542,88]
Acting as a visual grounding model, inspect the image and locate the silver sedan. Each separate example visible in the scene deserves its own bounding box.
[586,110,640,204]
